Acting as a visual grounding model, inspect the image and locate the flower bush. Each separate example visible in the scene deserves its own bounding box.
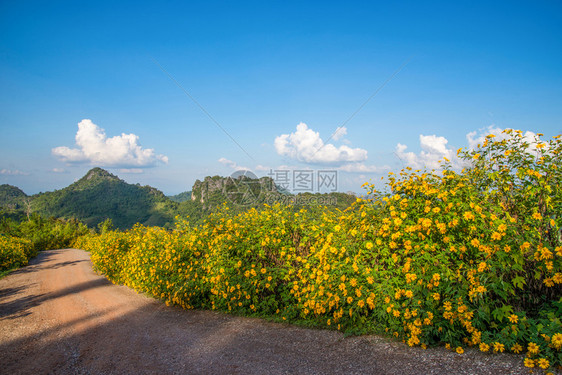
[1,215,90,272]
[75,130,562,373]
[0,235,34,271]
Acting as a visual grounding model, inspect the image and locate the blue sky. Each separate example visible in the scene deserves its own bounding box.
[1,0,561,195]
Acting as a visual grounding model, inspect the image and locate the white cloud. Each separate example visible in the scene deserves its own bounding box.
[420,135,452,156]
[274,123,367,164]
[254,164,271,172]
[395,134,455,170]
[50,168,67,173]
[218,157,249,171]
[466,125,506,149]
[118,168,144,174]
[467,125,538,153]
[332,126,348,141]
[395,125,543,171]
[337,163,391,173]
[52,119,169,167]
[0,168,28,176]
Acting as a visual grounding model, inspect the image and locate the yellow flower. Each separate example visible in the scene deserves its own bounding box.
[552,333,562,349]
[510,343,522,353]
[524,358,535,368]
[479,342,489,352]
[508,314,518,324]
[365,242,373,249]
[493,342,505,353]
[532,212,542,220]
[527,342,540,355]
[456,346,464,354]
[405,273,417,283]
[537,358,549,369]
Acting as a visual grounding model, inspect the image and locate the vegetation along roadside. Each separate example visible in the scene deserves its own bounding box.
[71,130,562,373]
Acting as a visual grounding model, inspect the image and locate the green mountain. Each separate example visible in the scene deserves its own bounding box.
[168,191,192,203]
[0,184,28,208]
[191,175,281,208]
[0,168,357,229]
[190,175,356,211]
[0,184,29,221]
[29,168,178,229]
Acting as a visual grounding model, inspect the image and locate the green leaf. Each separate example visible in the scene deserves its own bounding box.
[512,275,526,289]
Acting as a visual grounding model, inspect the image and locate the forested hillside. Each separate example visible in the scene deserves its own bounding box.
[168,191,192,203]
[0,168,356,229]
[29,168,178,229]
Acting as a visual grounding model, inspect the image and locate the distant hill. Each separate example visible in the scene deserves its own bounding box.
[0,184,27,209]
[0,184,29,221]
[191,174,281,208]
[24,168,177,229]
[168,191,192,203]
[0,168,357,229]
[190,175,355,211]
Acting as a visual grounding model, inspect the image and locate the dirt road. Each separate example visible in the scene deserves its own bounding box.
[0,249,528,374]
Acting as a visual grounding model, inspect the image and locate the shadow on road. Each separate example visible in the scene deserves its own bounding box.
[0,278,111,319]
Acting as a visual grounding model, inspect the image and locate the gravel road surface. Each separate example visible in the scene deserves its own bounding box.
[0,249,529,374]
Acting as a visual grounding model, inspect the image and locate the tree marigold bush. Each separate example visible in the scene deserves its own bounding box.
[0,235,34,271]
[76,130,562,373]
[1,215,89,272]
